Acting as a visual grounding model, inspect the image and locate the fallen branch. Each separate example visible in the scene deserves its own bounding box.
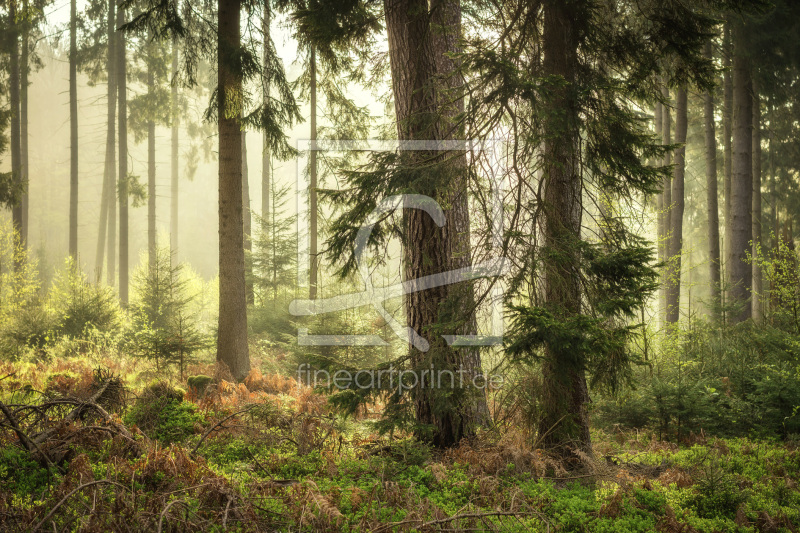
[31,480,130,532]
[190,406,254,455]
[157,499,189,533]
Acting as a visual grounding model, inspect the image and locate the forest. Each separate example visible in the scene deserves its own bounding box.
[1,0,800,531]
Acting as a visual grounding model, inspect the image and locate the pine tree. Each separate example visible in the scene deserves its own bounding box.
[666,87,687,325]
[68,0,78,260]
[703,40,722,316]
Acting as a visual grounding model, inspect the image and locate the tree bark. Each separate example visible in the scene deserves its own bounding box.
[309,48,318,300]
[217,0,251,381]
[727,24,753,323]
[384,0,489,448]
[537,0,591,456]
[242,131,254,304]
[660,84,671,324]
[9,0,22,256]
[118,3,129,304]
[147,34,156,271]
[69,0,78,260]
[95,0,116,282]
[20,0,28,246]
[262,6,270,221]
[751,77,762,322]
[170,39,179,252]
[723,24,733,255]
[655,101,663,275]
[666,87,687,324]
[703,41,721,315]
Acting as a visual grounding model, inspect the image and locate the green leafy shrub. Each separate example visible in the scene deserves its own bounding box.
[124,381,202,444]
[0,446,52,496]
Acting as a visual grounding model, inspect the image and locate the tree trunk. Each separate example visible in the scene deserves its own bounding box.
[723,24,733,253]
[20,0,28,246]
[95,0,116,282]
[703,41,721,316]
[170,39,179,252]
[655,101,663,276]
[537,0,591,456]
[118,3,129,304]
[242,131,254,304]
[262,6,270,221]
[727,24,753,323]
[384,0,489,448]
[660,84,671,324]
[147,35,156,271]
[751,78,762,323]
[68,0,78,260]
[309,48,318,300]
[217,0,251,381]
[9,0,22,254]
[666,87,687,324]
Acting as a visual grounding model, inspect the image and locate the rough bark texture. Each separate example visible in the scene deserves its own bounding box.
[9,0,22,253]
[147,36,156,271]
[262,7,270,221]
[118,4,129,304]
[537,0,591,456]
[384,0,489,448]
[660,84,672,324]
[723,24,733,252]
[216,0,251,381]
[703,41,722,314]
[655,102,663,278]
[170,39,179,252]
[751,78,762,323]
[68,0,78,260]
[242,131,254,304]
[666,88,687,324]
[727,24,753,323]
[309,49,318,300]
[20,0,28,246]
[95,0,116,282]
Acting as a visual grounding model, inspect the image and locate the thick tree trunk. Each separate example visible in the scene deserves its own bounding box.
[242,131,254,304]
[217,0,251,381]
[384,0,489,448]
[262,7,270,221]
[95,0,116,282]
[723,24,733,255]
[170,39,179,252]
[309,48,318,300]
[69,0,78,259]
[666,87,687,324]
[147,35,156,271]
[9,0,22,254]
[118,4,129,304]
[537,0,591,456]
[20,0,28,246]
[660,84,671,324]
[703,41,722,315]
[727,25,753,323]
[751,78,762,323]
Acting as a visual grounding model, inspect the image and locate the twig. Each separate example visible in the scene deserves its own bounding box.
[157,499,188,533]
[190,406,254,455]
[32,480,129,532]
[373,510,548,533]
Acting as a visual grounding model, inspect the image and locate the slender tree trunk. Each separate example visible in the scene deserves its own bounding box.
[242,131,254,304]
[68,0,78,260]
[309,48,318,300]
[170,39,179,252]
[118,3,129,304]
[217,0,251,380]
[666,87,687,324]
[9,0,22,255]
[384,0,489,448]
[723,24,733,252]
[703,41,721,316]
[20,0,28,246]
[147,35,156,270]
[655,102,663,273]
[660,84,672,324]
[751,77,762,322]
[95,0,116,282]
[727,24,753,323]
[262,6,270,221]
[537,0,591,456]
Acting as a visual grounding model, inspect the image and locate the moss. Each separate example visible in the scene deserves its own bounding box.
[187,374,214,396]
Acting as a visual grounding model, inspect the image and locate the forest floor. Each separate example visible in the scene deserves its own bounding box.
[0,355,798,532]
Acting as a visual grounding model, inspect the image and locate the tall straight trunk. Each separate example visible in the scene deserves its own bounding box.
[723,24,733,249]
[170,39,179,252]
[69,0,78,259]
[660,84,671,324]
[242,131,254,304]
[20,0,28,246]
[666,88,687,324]
[95,0,116,282]
[147,35,156,270]
[703,41,722,315]
[308,48,318,300]
[118,3,129,304]
[538,0,591,455]
[384,0,489,448]
[751,77,762,322]
[655,102,663,271]
[9,0,22,253]
[727,25,753,323]
[262,6,270,221]
[217,0,251,380]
